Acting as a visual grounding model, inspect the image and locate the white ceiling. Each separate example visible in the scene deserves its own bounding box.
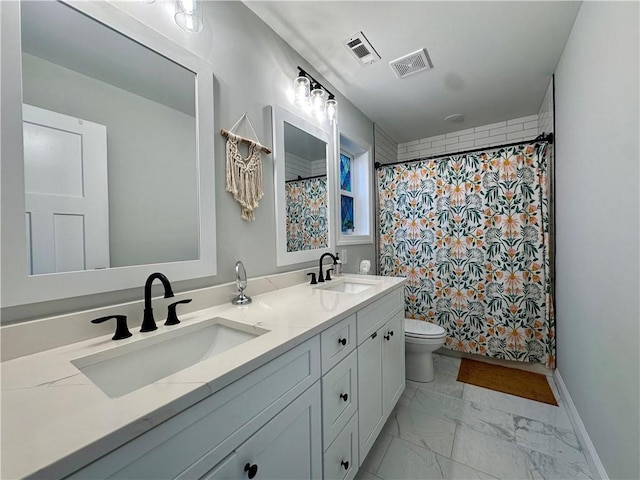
[244,1,581,143]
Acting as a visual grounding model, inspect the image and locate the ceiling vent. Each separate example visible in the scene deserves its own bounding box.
[389,48,433,79]
[342,31,381,65]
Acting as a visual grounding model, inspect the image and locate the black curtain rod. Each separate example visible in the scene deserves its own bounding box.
[375,132,553,169]
[285,174,327,184]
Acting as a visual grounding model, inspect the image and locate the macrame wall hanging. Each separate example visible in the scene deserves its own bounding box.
[221,113,271,221]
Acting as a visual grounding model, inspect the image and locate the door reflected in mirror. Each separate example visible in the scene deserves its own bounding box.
[283,122,328,252]
[21,1,199,275]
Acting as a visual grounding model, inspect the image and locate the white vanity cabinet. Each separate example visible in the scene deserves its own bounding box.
[61,285,405,480]
[356,290,405,463]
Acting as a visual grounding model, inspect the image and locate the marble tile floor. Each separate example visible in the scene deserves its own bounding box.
[355,354,593,480]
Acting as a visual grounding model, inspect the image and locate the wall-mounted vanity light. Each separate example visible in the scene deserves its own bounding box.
[293,66,338,125]
[294,75,311,108]
[175,0,203,33]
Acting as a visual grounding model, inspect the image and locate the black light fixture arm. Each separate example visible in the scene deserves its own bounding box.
[297,66,336,100]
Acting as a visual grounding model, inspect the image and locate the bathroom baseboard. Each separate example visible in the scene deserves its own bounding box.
[554,369,609,480]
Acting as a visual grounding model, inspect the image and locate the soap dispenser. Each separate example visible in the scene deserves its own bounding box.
[334,253,343,276]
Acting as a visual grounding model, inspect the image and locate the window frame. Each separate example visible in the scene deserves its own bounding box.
[339,150,355,233]
[336,131,373,246]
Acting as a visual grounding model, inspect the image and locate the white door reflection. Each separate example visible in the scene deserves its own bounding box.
[23,104,109,274]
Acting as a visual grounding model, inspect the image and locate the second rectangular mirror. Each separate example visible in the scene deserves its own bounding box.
[273,105,335,266]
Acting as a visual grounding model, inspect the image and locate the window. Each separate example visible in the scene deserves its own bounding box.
[337,133,373,245]
[340,152,355,233]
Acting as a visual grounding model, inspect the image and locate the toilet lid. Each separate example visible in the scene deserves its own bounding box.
[404,318,446,338]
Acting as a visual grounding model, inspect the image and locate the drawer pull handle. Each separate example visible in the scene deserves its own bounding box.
[340,393,349,402]
[384,334,391,341]
[341,460,350,470]
[338,337,347,346]
[389,330,394,336]
[244,463,258,479]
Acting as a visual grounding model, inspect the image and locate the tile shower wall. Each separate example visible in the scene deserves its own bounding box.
[538,79,555,305]
[538,80,554,136]
[397,115,539,161]
[374,124,398,165]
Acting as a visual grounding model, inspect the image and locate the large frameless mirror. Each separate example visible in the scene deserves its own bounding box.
[272,105,335,266]
[1,1,216,308]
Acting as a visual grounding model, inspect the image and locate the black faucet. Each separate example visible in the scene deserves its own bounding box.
[318,253,337,283]
[141,272,174,332]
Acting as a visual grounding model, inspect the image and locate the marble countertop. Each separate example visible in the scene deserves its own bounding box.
[1,274,405,480]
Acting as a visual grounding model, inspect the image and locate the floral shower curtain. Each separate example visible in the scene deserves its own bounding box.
[378,143,555,368]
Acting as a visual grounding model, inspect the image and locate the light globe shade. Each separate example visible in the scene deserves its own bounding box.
[310,87,326,119]
[175,0,203,33]
[326,98,338,125]
[293,76,310,108]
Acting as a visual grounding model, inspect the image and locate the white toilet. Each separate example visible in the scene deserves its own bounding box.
[404,318,447,382]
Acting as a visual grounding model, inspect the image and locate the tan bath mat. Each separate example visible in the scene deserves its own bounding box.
[457,358,558,406]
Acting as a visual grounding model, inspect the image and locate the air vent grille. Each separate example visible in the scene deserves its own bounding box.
[342,32,381,65]
[390,48,433,79]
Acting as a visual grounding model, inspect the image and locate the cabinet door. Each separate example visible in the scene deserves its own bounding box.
[382,312,405,414]
[357,330,383,464]
[202,382,322,480]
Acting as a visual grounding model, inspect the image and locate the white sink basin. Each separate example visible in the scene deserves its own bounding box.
[71,318,268,398]
[315,277,379,294]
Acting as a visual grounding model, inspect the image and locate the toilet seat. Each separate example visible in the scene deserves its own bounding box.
[404,318,446,339]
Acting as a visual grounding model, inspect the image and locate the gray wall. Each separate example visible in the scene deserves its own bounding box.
[4,1,375,322]
[555,2,639,479]
[22,53,198,268]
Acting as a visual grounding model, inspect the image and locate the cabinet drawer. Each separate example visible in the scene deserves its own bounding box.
[356,288,403,345]
[200,382,322,480]
[321,349,358,449]
[68,337,320,480]
[321,314,356,374]
[323,413,358,480]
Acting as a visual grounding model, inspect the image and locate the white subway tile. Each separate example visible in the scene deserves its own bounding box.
[446,127,474,138]
[524,120,539,130]
[475,121,507,132]
[490,124,523,136]
[419,138,432,145]
[397,146,407,154]
[507,128,539,141]
[446,140,475,152]
[475,134,506,147]
[521,127,540,138]
[459,131,489,142]
[432,136,460,147]
[507,114,538,125]
[424,134,446,142]
[398,151,417,161]
[402,139,420,147]
[407,143,422,152]
[420,145,446,156]
[507,131,526,140]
